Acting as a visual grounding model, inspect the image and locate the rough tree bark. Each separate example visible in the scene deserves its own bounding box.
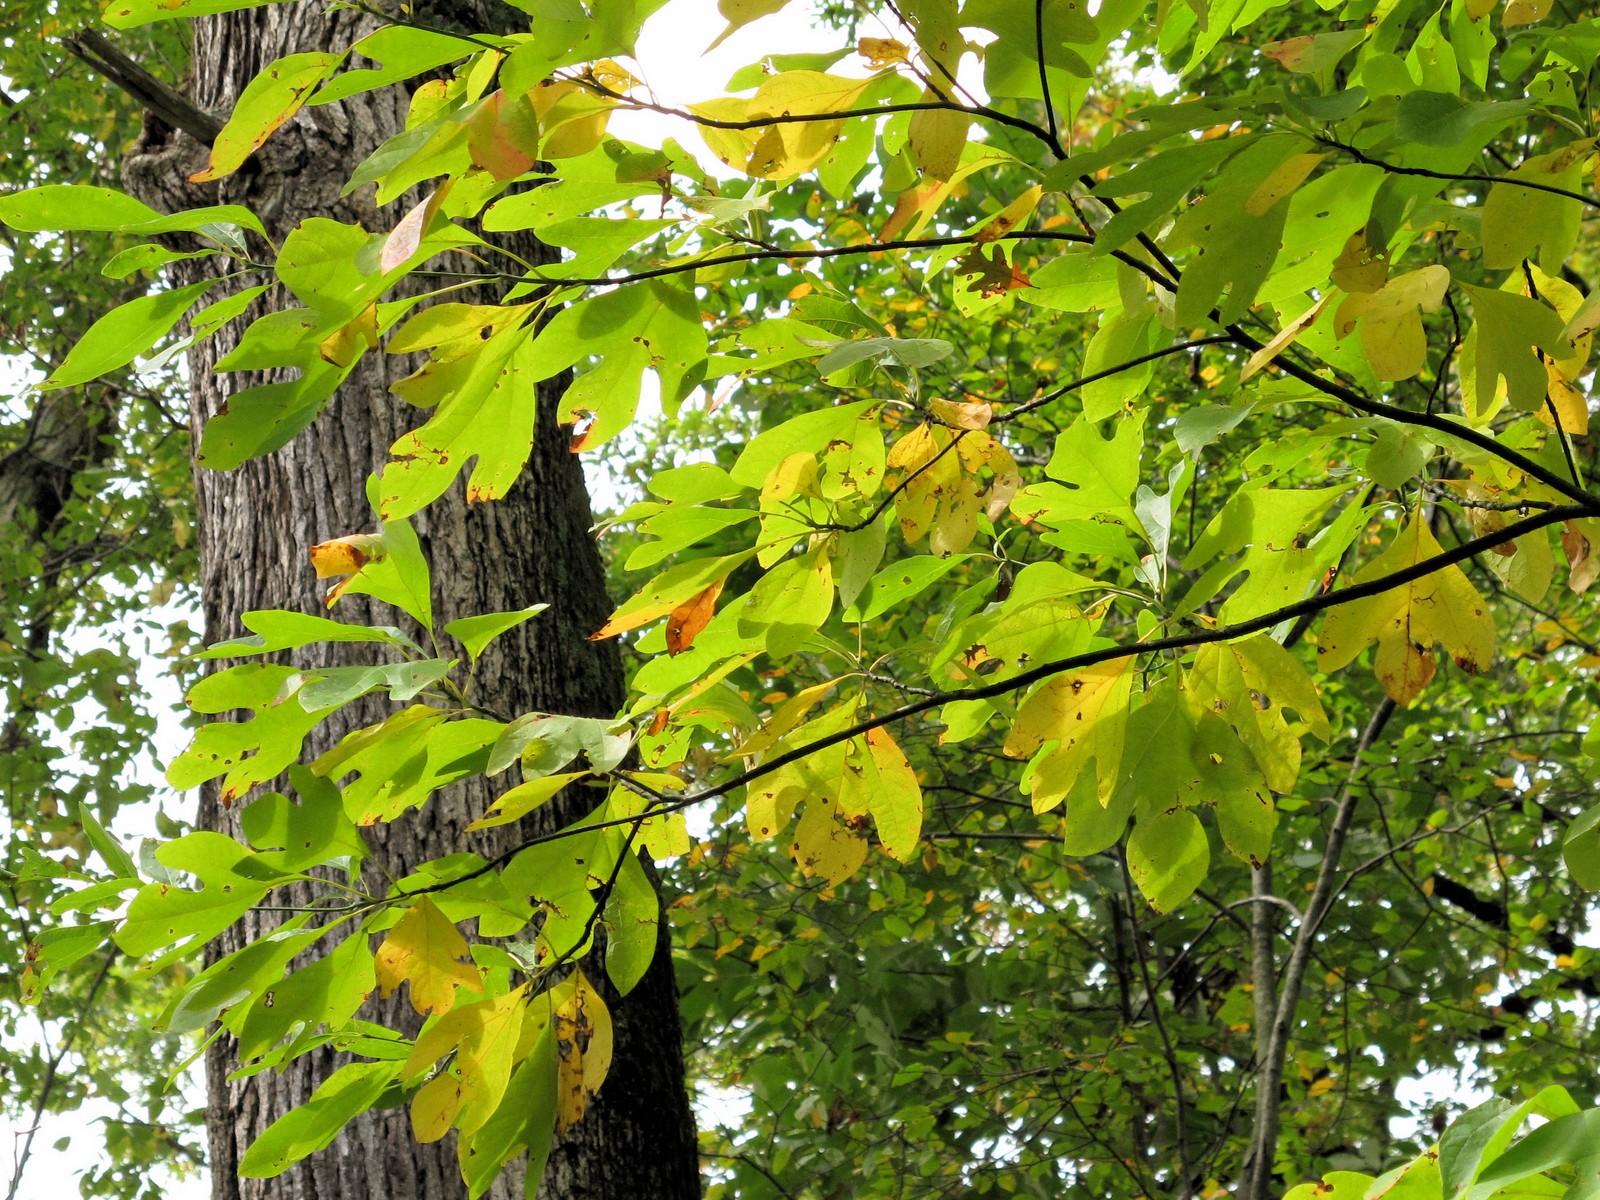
[117,4,702,1198]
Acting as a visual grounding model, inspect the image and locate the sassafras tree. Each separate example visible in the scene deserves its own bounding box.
[9,0,1600,1197]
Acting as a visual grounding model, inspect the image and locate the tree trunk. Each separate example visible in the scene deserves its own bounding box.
[120,4,701,1198]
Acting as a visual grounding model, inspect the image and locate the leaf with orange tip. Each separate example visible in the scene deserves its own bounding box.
[954,244,1033,298]
[191,52,344,183]
[595,550,755,640]
[309,533,385,604]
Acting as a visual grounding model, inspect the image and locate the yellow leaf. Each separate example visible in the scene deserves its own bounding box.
[1334,265,1450,380]
[975,185,1043,244]
[1307,1075,1336,1097]
[374,897,484,1016]
[318,303,379,368]
[528,81,613,159]
[791,792,869,885]
[1540,362,1589,436]
[1245,152,1326,216]
[695,72,872,180]
[707,0,791,52]
[858,36,910,68]
[908,97,971,182]
[405,985,527,1141]
[1317,513,1497,704]
[1330,231,1387,294]
[848,726,923,861]
[1562,518,1600,594]
[1240,294,1331,382]
[1503,0,1554,25]
[930,398,993,430]
[1004,659,1135,809]
[1187,636,1328,794]
[553,969,612,1134]
[468,771,588,831]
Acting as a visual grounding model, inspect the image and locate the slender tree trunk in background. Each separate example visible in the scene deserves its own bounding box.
[120,4,702,1197]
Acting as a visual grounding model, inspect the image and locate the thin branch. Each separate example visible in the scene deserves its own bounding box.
[1225,321,1597,509]
[1118,849,1192,1199]
[1243,697,1396,1200]
[571,72,1062,152]
[994,334,1235,423]
[488,229,1105,289]
[6,949,117,1200]
[1033,0,1062,155]
[1315,135,1600,209]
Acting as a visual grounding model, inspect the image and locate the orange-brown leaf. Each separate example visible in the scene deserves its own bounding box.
[665,581,723,655]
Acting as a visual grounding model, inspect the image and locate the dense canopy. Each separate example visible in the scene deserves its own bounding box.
[7,0,1600,1196]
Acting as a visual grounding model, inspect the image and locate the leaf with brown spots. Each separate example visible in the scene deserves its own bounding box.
[1318,513,1497,704]
[953,244,1034,298]
[375,897,485,1017]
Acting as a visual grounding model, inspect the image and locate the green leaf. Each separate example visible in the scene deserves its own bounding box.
[1393,92,1530,148]
[310,26,472,106]
[166,664,339,805]
[486,715,632,777]
[730,400,877,488]
[1126,808,1208,912]
[318,715,500,825]
[461,1024,557,1199]
[237,1061,404,1177]
[1564,805,1600,890]
[602,851,659,996]
[201,610,416,659]
[812,336,954,377]
[242,766,369,872]
[41,279,216,389]
[101,243,217,279]
[115,832,281,957]
[0,185,266,237]
[1470,1110,1600,1198]
[444,606,550,662]
[379,323,537,518]
[1170,136,1307,326]
[737,543,834,658]
[194,52,346,182]
[1440,1097,1518,1199]
[74,801,137,879]
[294,658,455,709]
[526,278,709,427]
[1011,414,1144,531]
[1462,285,1569,413]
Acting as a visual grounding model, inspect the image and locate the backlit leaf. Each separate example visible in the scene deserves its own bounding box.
[374,897,485,1016]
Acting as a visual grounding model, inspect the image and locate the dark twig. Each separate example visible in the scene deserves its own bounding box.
[62,30,222,144]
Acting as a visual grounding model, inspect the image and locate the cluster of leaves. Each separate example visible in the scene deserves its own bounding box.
[0,4,208,1195]
[10,0,1600,1194]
